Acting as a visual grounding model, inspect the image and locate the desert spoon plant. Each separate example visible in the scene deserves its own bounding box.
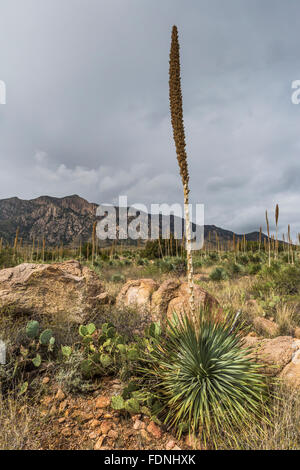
[169,25,195,321]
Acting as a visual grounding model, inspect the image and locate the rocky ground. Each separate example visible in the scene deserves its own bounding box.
[35,378,191,451]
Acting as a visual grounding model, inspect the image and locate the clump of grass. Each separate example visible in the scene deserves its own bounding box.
[0,393,43,450]
[275,303,296,336]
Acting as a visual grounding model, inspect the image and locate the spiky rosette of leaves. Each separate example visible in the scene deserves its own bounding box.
[138,313,268,445]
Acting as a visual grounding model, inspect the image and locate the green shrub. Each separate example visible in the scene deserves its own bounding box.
[193,259,203,269]
[254,264,300,297]
[172,258,187,276]
[249,254,262,264]
[141,240,160,259]
[251,279,274,300]
[273,266,300,295]
[226,262,242,277]
[210,267,228,281]
[248,263,262,275]
[237,255,249,265]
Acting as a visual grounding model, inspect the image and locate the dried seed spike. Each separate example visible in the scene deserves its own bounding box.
[265,210,270,238]
[275,204,279,226]
[169,25,195,321]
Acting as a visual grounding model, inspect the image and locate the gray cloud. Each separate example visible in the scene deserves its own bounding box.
[0,0,300,238]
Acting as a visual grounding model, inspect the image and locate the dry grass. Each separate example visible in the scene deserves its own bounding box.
[215,385,300,450]
[275,303,297,335]
[200,276,256,315]
[0,394,42,450]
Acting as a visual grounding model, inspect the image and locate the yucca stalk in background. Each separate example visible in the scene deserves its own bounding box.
[169,25,195,321]
[42,237,45,262]
[288,224,294,265]
[265,210,271,267]
[92,221,97,266]
[275,204,279,260]
[13,227,19,259]
[31,236,35,262]
[259,226,262,253]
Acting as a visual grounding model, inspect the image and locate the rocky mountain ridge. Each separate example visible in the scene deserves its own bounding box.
[0,195,267,246]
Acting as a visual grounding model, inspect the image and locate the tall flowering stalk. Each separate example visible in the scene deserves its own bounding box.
[169,25,195,321]
[275,204,279,260]
[265,210,271,267]
[259,226,262,253]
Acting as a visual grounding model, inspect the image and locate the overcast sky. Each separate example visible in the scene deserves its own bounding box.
[0,0,300,238]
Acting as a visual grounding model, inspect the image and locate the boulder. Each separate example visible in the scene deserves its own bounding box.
[242,335,299,377]
[257,336,296,376]
[294,327,300,340]
[253,316,279,337]
[116,278,221,320]
[242,332,261,349]
[116,279,158,311]
[152,280,221,319]
[0,260,105,322]
[151,279,182,315]
[279,347,300,388]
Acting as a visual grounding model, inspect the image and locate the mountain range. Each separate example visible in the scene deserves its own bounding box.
[0,195,267,246]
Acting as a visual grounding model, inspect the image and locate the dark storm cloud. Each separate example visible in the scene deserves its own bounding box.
[1,0,300,238]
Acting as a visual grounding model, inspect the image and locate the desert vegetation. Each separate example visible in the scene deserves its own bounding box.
[1,224,300,449]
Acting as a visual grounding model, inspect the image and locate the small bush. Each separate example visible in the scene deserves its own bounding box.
[237,255,249,265]
[248,263,262,275]
[210,267,228,281]
[273,266,300,296]
[249,254,262,264]
[226,262,242,277]
[172,258,187,276]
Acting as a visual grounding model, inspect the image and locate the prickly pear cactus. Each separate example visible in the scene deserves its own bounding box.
[26,320,40,339]
[39,329,53,345]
